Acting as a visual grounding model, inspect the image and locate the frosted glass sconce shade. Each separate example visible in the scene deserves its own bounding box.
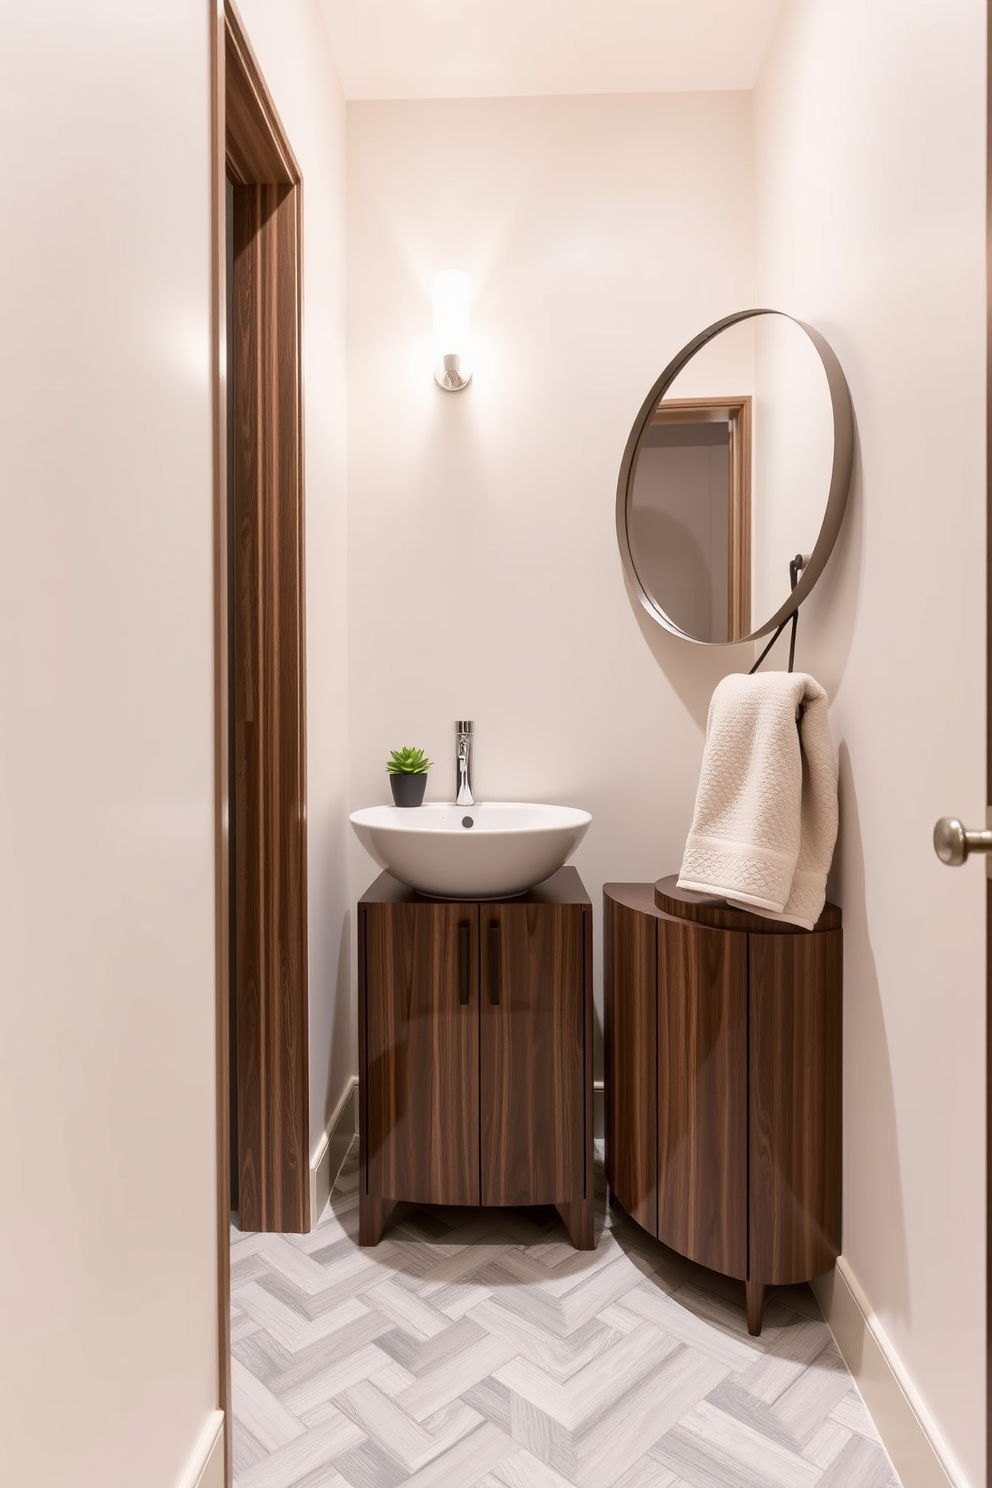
[432,269,472,391]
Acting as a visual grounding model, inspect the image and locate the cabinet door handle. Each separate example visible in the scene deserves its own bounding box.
[458,920,471,1005]
[489,921,501,1004]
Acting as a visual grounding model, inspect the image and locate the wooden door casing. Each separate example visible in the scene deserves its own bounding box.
[225,2,309,1238]
[480,902,586,1207]
[363,901,480,1208]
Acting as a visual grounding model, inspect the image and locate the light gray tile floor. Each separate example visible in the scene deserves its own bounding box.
[231,1144,901,1488]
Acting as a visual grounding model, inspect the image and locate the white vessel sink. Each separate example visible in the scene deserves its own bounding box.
[349,801,592,900]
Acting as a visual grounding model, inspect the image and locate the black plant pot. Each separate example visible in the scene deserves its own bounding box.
[389,772,427,808]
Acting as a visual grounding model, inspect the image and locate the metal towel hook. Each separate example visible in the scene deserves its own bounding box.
[748,554,808,676]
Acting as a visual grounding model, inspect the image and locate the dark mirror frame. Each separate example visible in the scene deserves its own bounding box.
[616,308,855,645]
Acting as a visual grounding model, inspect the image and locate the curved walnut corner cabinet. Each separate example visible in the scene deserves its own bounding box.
[604,878,842,1335]
[358,867,595,1250]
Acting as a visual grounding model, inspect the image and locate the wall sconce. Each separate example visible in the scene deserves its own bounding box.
[432,269,472,391]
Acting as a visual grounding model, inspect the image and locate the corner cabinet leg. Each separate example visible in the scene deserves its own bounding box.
[557,1196,595,1250]
[745,1280,765,1336]
[359,1193,397,1247]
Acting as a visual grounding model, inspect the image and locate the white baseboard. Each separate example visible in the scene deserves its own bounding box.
[812,1259,963,1488]
[310,1077,358,1228]
[177,1411,225,1488]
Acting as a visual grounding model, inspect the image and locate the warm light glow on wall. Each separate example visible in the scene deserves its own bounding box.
[432,269,472,391]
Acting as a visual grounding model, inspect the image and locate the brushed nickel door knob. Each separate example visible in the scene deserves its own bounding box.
[933,812,992,867]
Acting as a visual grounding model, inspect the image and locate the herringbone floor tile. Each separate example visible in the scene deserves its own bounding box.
[231,1145,902,1488]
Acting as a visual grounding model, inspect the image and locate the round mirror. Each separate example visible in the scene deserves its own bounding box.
[616,310,853,644]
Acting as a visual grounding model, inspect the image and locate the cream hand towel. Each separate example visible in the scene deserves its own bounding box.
[677,671,838,931]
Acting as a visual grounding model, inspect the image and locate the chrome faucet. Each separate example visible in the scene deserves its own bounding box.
[455,720,474,806]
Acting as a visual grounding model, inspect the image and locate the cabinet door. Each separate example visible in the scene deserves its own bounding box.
[480,903,585,1207]
[363,901,480,1206]
[604,889,658,1235]
[657,916,747,1279]
[749,928,842,1284]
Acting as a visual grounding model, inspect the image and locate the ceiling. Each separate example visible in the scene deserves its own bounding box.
[317,0,787,101]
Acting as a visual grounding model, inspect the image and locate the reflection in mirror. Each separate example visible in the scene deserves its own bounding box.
[617,311,852,646]
[629,398,750,642]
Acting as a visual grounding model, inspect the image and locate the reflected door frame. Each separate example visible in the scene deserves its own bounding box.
[650,397,752,640]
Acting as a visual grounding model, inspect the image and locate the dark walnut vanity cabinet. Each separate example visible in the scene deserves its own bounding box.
[358,868,594,1249]
[604,879,842,1334]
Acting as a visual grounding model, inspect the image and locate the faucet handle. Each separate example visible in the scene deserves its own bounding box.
[455,720,473,733]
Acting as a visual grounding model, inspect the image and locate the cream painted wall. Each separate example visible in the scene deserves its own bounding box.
[754,2,986,1483]
[0,4,218,1486]
[347,94,756,1059]
[233,0,352,1160]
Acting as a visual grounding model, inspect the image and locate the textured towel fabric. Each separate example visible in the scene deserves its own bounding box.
[677,671,838,931]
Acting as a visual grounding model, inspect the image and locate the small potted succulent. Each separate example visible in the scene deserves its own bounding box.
[386,745,432,807]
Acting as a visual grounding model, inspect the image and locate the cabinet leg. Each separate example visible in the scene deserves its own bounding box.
[745,1280,765,1336]
[557,1196,595,1250]
[359,1193,397,1247]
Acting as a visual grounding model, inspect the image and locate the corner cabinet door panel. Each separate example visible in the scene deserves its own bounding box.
[480,903,585,1207]
[749,929,843,1284]
[364,902,480,1207]
[657,915,747,1279]
[604,891,658,1235]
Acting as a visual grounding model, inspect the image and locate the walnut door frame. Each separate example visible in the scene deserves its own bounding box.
[210,2,311,1471]
[650,397,751,641]
[224,0,310,1242]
